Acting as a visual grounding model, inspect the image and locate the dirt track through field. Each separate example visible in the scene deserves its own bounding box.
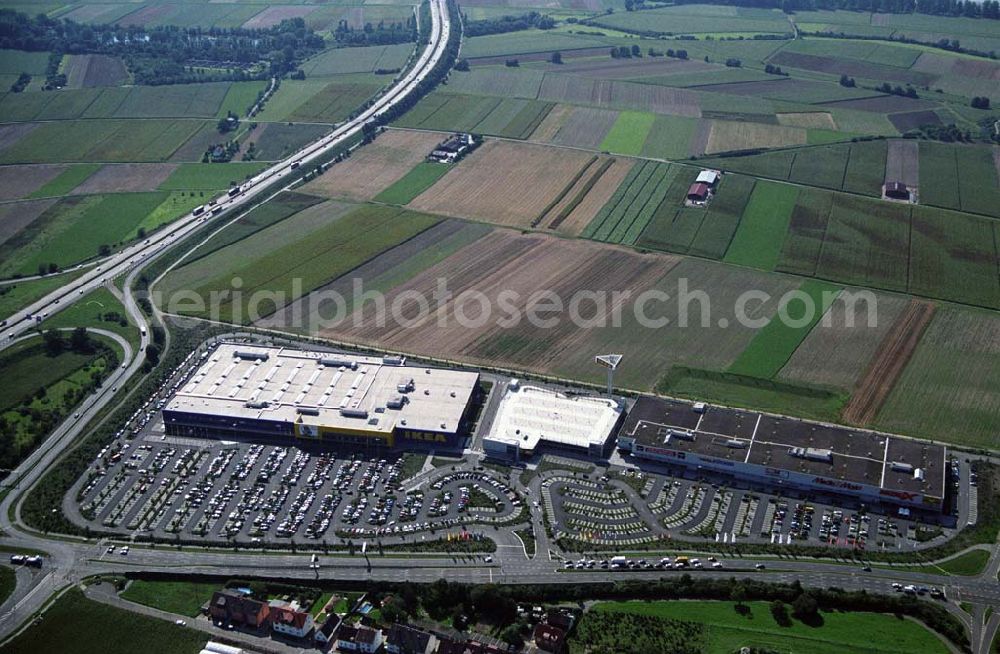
[842,299,936,425]
[884,139,919,187]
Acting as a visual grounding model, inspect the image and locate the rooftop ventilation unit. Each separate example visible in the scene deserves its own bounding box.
[724,439,745,449]
[386,396,406,410]
[668,429,695,441]
[397,379,415,393]
[234,351,269,361]
[383,356,405,366]
[789,447,833,463]
[913,468,925,481]
[296,407,320,416]
[244,400,269,409]
[320,357,357,370]
[891,461,914,473]
[340,408,369,419]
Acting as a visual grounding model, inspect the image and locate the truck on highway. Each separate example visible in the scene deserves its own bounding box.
[192,205,205,216]
[140,327,147,337]
[673,556,689,568]
[290,161,301,170]
[610,556,627,568]
[228,186,240,197]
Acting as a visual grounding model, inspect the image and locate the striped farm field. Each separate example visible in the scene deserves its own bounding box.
[0,119,205,164]
[159,203,440,324]
[771,189,1000,309]
[702,140,888,197]
[584,161,675,245]
[407,140,597,229]
[875,306,1000,448]
[394,93,553,139]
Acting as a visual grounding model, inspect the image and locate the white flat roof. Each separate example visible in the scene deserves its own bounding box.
[696,169,720,184]
[487,385,621,452]
[166,343,478,435]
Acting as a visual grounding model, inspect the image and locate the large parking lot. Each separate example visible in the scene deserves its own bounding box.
[540,462,934,552]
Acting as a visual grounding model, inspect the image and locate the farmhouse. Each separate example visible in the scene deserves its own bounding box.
[617,396,947,513]
[163,343,480,451]
[429,132,475,163]
[687,182,710,203]
[885,181,910,200]
[483,382,623,462]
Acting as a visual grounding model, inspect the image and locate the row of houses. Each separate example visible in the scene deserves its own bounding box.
[209,588,574,653]
[208,589,321,639]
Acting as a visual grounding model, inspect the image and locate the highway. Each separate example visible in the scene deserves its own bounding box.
[0,1,998,650]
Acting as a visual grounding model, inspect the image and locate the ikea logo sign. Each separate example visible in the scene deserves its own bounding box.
[401,432,448,443]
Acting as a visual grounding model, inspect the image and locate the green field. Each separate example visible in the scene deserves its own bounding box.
[728,280,841,378]
[374,162,452,205]
[583,600,948,654]
[121,580,220,617]
[769,188,1000,309]
[600,111,656,155]
[0,192,167,277]
[636,170,755,259]
[704,140,887,197]
[161,203,441,323]
[724,179,798,270]
[36,286,140,352]
[159,163,267,191]
[0,335,115,466]
[287,79,381,123]
[0,588,208,654]
[657,366,847,423]
[394,92,552,139]
[876,305,1000,449]
[591,5,793,35]
[0,119,205,164]
[178,191,325,266]
[640,115,698,160]
[28,164,101,199]
[136,192,210,233]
